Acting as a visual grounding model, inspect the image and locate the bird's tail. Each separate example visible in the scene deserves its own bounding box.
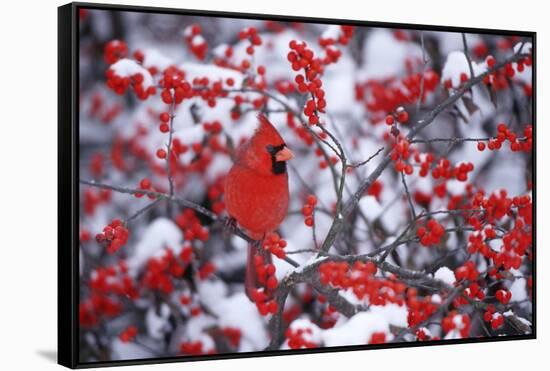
[245,241,273,302]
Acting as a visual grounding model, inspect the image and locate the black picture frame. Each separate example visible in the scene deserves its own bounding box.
[58,2,536,368]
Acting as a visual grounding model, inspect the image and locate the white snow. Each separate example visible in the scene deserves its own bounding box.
[214,293,270,350]
[110,58,154,88]
[441,51,487,88]
[509,277,528,302]
[433,266,456,285]
[145,303,171,339]
[322,310,392,346]
[142,49,172,71]
[127,218,182,272]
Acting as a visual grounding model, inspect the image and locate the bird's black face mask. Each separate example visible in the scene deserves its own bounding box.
[266,144,288,175]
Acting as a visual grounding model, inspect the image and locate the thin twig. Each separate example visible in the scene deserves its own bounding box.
[401,171,416,220]
[416,31,428,114]
[347,147,385,168]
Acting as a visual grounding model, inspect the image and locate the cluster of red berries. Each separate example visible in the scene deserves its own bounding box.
[261,232,287,259]
[95,219,129,254]
[287,40,326,125]
[482,52,532,89]
[483,305,504,330]
[207,176,226,215]
[286,327,319,349]
[455,282,485,306]
[159,66,190,104]
[80,228,91,243]
[390,138,413,174]
[252,253,279,291]
[417,219,445,247]
[467,229,496,258]
[179,294,202,317]
[385,106,409,126]
[157,111,171,133]
[493,250,522,271]
[474,190,531,227]
[238,27,263,57]
[175,209,210,242]
[80,261,133,328]
[301,194,317,227]
[180,340,215,355]
[106,66,156,100]
[319,261,377,292]
[202,120,223,135]
[87,93,123,125]
[110,137,127,171]
[430,158,474,182]
[221,327,242,348]
[104,40,128,65]
[141,248,190,294]
[454,261,479,282]
[89,153,104,178]
[212,44,235,69]
[250,288,279,316]
[319,261,411,306]
[319,25,354,47]
[411,152,433,178]
[83,188,111,216]
[502,215,531,256]
[442,312,471,338]
[354,70,439,120]
[198,261,216,280]
[274,79,297,95]
[477,123,532,153]
[495,289,512,305]
[184,24,208,60]
[79,294,122,328]
[317,25,354,64]
[407,290,439,327]
[368,332,387,344]
[134,178,157,199]
[119,325,138,343]
[88,261,139,300]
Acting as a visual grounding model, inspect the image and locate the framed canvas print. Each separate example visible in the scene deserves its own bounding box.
[58,2,536,368]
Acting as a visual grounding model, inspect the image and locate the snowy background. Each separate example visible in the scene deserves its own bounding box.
[77,7,533,363]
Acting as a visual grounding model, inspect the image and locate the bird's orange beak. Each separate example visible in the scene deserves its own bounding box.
[275,147,294,162]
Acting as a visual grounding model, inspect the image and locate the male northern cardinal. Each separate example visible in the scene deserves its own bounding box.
[224,114,293,301]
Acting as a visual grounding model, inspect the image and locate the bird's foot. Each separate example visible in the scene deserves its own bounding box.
[223,217,238,236]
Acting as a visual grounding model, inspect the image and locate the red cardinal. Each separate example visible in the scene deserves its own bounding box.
[224,114,293,301]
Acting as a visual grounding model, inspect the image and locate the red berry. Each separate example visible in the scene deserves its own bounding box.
[156,149,167,159]
[159,112,170,122]
[397,111,409,123]
[477,142,486,151]
[139,178,151,189]
[266,276,278,289]
[306,195,317,206]
[486,55,496,68]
